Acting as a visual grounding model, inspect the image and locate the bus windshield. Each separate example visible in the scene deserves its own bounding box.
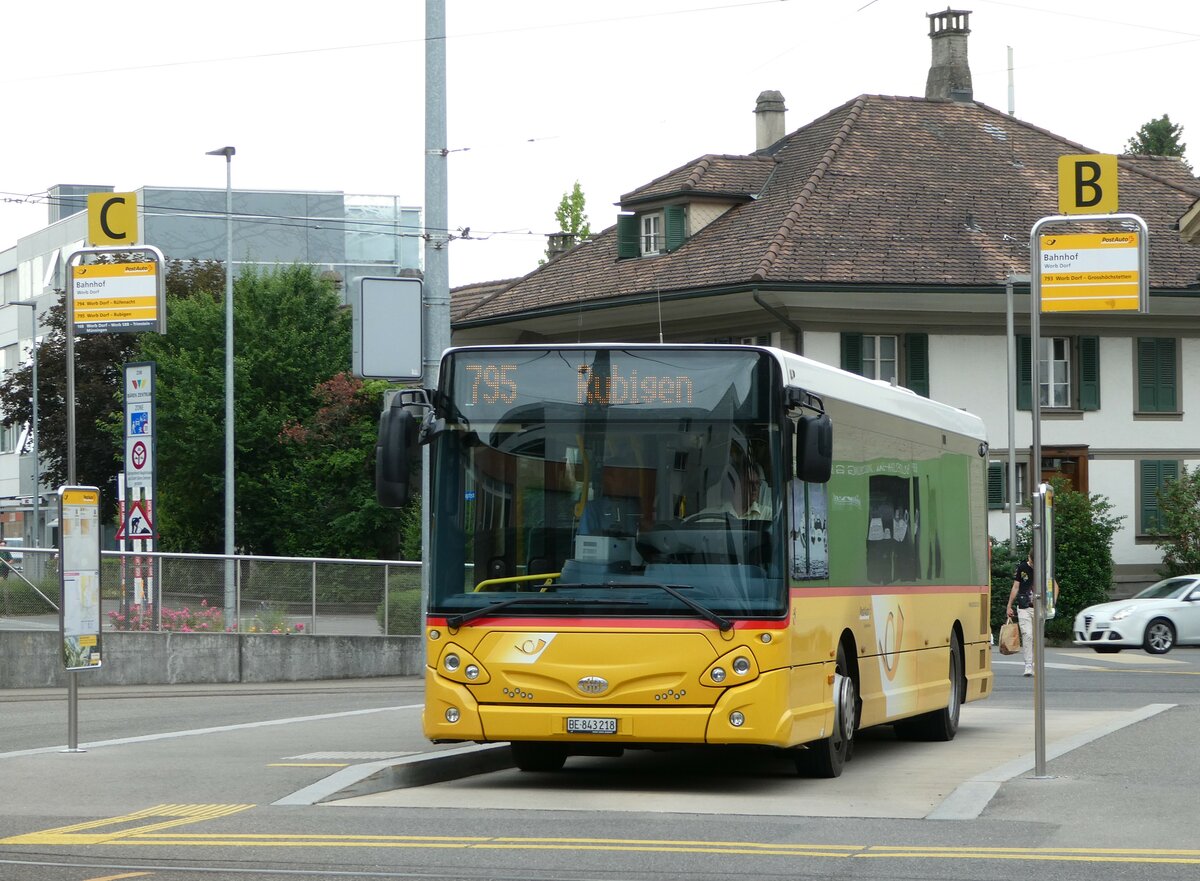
[427,347,787,620]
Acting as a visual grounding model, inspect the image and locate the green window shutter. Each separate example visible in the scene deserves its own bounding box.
[1141,460,1179,533]
[1137,338,1177,412]
[664,205,686,252]
[987,462,1004,510]
[616,214,639,260]
[1017,335,1032,411]
[1078,336,1100,411]
[1140,460,1161,532]
[904,333,929,397]
[1159,339,1178,411]
[840,333,864,375]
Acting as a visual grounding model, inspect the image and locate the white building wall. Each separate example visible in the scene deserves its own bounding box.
[0,307,24,501]
[804,327,1197,575]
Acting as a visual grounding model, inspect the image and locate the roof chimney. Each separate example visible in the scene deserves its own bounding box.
[754,90,787,150]
[925,9,973,102]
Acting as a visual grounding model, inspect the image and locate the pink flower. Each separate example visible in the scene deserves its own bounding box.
[295,623,305,632]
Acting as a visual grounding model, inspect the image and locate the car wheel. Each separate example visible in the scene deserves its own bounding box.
[1092,645,1122,654]
[894,635,963,742]
[795,644,857,778]
[510,742,567,772]
[1143,618,1176,655]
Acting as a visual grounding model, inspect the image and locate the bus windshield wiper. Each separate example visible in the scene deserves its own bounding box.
[446,595,647,629]
[552,581,733,633]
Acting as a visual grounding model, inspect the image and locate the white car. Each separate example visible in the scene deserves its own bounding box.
[1073,575,1200,655]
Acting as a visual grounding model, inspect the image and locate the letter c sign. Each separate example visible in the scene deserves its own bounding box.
[87,192,139,245]
[1057,154,1118,215]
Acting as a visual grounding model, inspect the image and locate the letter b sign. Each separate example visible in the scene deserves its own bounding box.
[1057,154,1118,215]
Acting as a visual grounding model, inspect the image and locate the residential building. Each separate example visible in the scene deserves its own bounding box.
[451,9,1200,591]
[0,184,421,546]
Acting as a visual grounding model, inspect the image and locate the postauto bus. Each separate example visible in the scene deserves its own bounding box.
[377,344,993,777]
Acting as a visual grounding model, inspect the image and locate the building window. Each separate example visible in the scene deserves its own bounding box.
[1137,337,1177,413]
[987,461,1027,510]
[1139,459,1179,534]
[640,213,662,256]
[1040,337,1070,408]
[1017,335,1099,411]
[862,335,897,383]
[840,333,929,397]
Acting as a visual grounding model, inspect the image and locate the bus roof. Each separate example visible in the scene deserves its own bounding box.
[442,343,988,445]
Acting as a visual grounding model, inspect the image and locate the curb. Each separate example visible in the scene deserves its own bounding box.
[273,743,514,806]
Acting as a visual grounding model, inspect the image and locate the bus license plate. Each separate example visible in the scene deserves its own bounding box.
[566,717,617,734]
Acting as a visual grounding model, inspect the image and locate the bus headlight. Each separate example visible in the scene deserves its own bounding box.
[729,711,745,727]
[732,656,751,676]
[711,667,727,683]
[445,707,460,723]
[437,645,491,684]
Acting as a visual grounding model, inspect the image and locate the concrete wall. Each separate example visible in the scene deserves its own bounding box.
[0,632,423,689]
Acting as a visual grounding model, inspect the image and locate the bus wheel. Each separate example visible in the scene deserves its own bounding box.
[510,742,567,772]
[795,645,857,778]
[894,636,963,742]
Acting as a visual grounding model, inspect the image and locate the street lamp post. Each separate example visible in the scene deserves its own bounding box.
[207,146,236,621]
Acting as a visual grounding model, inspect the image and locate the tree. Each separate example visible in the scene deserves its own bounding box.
[542,181,591,263]
[277,373,405,559]
[137,264,352,554]
[0,259,234,525]
[1149,465,1200,576]
[1126,114,1190,168]
[0,299,139,523]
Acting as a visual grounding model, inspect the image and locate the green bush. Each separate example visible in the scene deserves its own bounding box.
[989,537,1020,633]
[989,476,1123,641]
[376,588,423,635]
[1150,465,1200,577]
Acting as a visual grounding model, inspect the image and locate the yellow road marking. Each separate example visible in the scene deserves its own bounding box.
[0,803,252,846]
[6,810,1200,865]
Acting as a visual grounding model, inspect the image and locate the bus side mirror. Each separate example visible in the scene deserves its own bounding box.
[376,400,419,508]
[796,413,832,484]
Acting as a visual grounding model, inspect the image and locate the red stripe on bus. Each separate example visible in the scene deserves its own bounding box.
[425,616,789,631]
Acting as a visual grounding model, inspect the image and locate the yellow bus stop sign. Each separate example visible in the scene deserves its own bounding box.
[1039,231,1139,312]
[87,192,138,246]
[1058,154,1118,215]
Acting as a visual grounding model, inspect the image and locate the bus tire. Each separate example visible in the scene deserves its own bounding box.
[794,644,857,778]
[510,742,567,772]
[894,635,963,742]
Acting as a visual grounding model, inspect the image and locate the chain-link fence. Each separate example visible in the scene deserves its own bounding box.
[0,547,422,636]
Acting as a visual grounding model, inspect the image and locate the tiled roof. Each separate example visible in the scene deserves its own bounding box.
[458,95,1200,325]
[450,277,519,322]
[620,154,777,204]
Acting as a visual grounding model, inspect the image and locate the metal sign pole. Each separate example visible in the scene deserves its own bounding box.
[1027,232,1047,779]
[1028,211,1148,777]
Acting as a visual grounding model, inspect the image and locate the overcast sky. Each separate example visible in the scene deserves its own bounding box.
[2,0,1196,288]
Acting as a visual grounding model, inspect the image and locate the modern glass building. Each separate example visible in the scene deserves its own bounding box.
[0,183,421,547]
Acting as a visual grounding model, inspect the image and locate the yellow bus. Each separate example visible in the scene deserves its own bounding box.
[378,344,993,777]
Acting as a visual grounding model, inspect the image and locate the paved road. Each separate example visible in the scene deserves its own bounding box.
[0,648,1197,880]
